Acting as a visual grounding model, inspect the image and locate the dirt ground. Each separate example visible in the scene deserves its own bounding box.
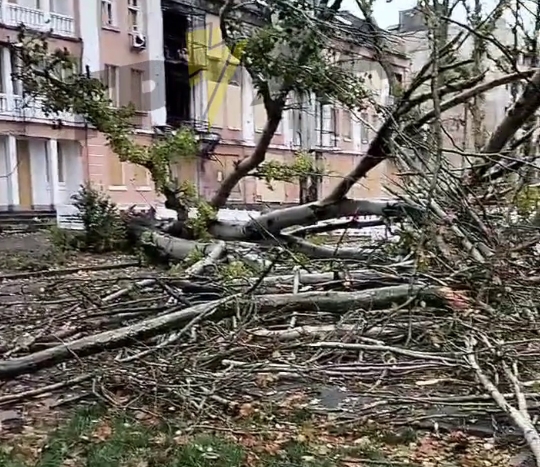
[0,232,51,253]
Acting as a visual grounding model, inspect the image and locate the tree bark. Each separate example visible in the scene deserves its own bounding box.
[0,285,442,379]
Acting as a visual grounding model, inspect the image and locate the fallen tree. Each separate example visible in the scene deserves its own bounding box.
[3,0,540,464]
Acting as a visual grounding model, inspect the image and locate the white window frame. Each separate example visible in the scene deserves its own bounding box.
[127,0,142,32]
[101,0,117,27]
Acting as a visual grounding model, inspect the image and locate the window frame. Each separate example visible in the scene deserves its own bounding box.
[103,64,120,106]
[101,0,116,27]
[127,0,142,32]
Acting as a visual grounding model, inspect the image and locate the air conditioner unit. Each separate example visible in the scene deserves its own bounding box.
[130,32,147,51]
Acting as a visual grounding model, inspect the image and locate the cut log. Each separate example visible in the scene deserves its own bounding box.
[0,285,443,379]
[0,296,236,380]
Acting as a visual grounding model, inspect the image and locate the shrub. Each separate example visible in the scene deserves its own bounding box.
[70,184,127,253]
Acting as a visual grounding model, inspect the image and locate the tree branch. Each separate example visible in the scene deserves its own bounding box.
[412,70,537,130]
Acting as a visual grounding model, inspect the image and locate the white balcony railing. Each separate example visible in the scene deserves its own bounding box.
[0,93,82,124]
[0,2,75,38]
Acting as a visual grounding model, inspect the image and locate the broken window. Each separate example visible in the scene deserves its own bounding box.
[164,9,191,124]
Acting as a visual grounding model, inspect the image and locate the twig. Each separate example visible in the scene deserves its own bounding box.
[117,294,240,362]
[0,261,140,280]
[307,341,458,363]
[466,338,540,466]
[102,278,156,303]
[0,374,92,405]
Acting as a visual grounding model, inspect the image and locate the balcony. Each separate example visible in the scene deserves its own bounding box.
[155,119,221,158]
[0,93,82,124]
[0,2,75,38]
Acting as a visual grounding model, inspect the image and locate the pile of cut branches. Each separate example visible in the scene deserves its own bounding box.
[2,155,540,462]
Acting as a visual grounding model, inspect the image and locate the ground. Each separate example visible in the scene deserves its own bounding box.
[0,232,531,467]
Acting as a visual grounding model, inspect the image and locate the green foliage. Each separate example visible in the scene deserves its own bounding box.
[257,151,322,189]
[515,186,540,219]
[224,0,368,107]
[218,260,255,283]
[47,224,80,251]
[71,184,127,253]
[183,247,206,267]
[187,201,218,239]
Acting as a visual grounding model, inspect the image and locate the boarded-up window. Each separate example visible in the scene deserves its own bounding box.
[227,84,242,129]
[131,164,148,186]
[207,59,225,128]
[109,154,124,186]
[256,154,286,201]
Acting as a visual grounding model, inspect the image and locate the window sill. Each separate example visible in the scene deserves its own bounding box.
[108,185,127,191]
[228,126,242,131]
[343,137,352,142]
[135,186,152,192]
[102,24,121,33]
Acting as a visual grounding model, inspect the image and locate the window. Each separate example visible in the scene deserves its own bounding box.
[57,142,65,183]
[226,63,241,86]
[0,49,4,94]
[128,0,142,32]
[360,112,369,143]
[101,0,116,26]
[103,65,119,106]
[371,114,379,132]
[18,0,41,9]
[342,109,352,139]
[330,107,338,141]
[51,0,72,15]
[53,62,76,82]
[523,53,535,68]
[10,51,22,95]
[130,69,144,110]
[109,155,124,186]
[207,58,223,83]
[132,164,148,186]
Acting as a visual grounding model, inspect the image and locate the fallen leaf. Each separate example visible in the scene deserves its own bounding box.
[238,403,256,418]
[91,421,112,442]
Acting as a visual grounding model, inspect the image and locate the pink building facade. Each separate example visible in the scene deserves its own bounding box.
[0,0,408,213]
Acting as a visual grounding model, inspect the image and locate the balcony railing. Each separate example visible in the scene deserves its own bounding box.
[0,2,75,38]
[0,93,82,124]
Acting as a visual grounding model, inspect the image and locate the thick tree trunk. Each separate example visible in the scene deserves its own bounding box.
[0,285,443,379]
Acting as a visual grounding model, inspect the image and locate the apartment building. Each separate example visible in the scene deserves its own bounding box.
[0,0,409,213]
[156,3,409,206]
[393,7,517,167]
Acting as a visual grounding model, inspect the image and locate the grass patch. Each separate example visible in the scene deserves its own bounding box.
[0,407,363,467]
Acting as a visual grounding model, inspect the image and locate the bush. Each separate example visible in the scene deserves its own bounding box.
[70,184,127,253]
